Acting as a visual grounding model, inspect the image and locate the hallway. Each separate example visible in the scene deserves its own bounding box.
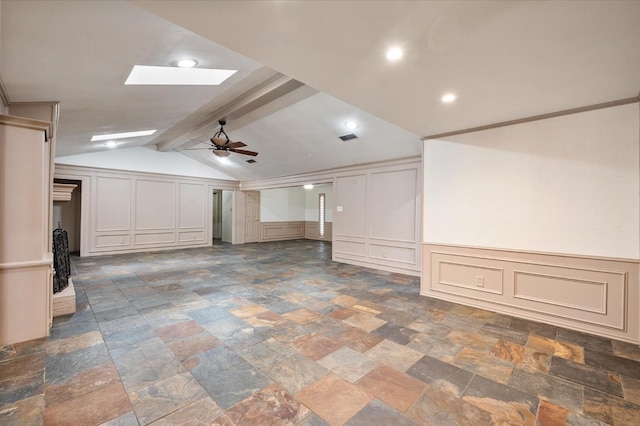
[1,240,640,425]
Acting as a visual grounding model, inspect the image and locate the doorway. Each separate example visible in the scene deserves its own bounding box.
[212,191,222,242]
[52,178,82,254]
[213,190,234,244]
[245,191,260,243]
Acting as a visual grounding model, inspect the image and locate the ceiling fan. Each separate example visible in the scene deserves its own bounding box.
[184,119,258,158]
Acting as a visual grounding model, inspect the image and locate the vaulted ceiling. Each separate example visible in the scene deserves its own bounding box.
[2,1,639,181]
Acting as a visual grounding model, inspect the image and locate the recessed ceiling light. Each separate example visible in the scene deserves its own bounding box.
[177,59,197,68]
[91,129,156,141]
[345,121,358,130]
[386,47,403,61]
[304,184,314,190]
[441,93,457,103]
[104,141,118,148]
[124,65,236,86]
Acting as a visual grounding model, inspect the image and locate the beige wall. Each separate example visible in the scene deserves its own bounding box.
[1,115,53,346]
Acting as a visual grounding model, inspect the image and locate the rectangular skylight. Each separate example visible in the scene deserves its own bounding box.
[91,129,157,141]
[124,65,237,86]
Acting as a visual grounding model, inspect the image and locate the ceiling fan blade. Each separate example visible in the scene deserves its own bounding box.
[229,148,258,157]
[182,147,213,151]
[226,141,247,149]
[211,137,228,147]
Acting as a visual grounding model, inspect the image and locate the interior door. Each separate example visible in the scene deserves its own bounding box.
[212,191,222,240]
[245,191,260,243]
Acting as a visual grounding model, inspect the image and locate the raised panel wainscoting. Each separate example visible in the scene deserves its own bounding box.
[333,160,421,276]
[304,221,333,241]
[260,221,305,242]
[422,243,640,343]
[55,164,237,256]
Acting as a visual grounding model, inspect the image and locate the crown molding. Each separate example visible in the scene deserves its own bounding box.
[423,97,640,141]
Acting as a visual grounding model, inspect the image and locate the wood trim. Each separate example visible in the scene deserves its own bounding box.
[260,221,305,242]
[422,97,640,140]
[304,221,333,241]
[423,241,640,264]
[0,114,50,134]
[53,183,77,202]
[0,256,53,270]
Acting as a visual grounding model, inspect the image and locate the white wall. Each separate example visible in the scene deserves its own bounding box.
[260,184,334,223]
[304,184,333,222]
[222,190,233,242]
[260,187,306,222]
[424,103,640,259]
[56,146,236,181]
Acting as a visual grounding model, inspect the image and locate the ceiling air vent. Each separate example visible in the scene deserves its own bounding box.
[246,159,256,164]
[339,133,358,141]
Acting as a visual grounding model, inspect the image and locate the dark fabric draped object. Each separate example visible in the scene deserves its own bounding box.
[53,227,71,293]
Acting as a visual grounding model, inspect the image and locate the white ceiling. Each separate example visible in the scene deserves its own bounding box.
[2,1,639,181]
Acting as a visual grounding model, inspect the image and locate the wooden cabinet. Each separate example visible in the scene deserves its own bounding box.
[0,114,54,346]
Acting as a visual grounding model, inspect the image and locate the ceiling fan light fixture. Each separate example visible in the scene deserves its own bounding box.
[214,150,230,157]
[177,59,197,68]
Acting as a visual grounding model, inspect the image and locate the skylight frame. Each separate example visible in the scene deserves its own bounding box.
[124,65,237,86]
[91,129,157,141]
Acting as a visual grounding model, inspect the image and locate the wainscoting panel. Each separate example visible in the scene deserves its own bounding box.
[332,160,421,276]
[422,243,640,343]
[0,264,51,346]
[135,180,176,230]
[179,183,205,228]
[333,174,367,238]
[304,221,333,241]
[95,234,130,248]
[178,231,205,243]
[260,221,305,242]
[334,239,367,257]
[437,258,504,295]
[134,232,175,246]
[369,243,416,265]
[95,176,131,232]
[55,165,234,256]
[369,168,417,242]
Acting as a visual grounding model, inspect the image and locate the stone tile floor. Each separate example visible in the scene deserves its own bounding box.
[2,240,640,425]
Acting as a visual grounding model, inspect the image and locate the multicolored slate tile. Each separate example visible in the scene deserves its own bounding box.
[2,240,640,425]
